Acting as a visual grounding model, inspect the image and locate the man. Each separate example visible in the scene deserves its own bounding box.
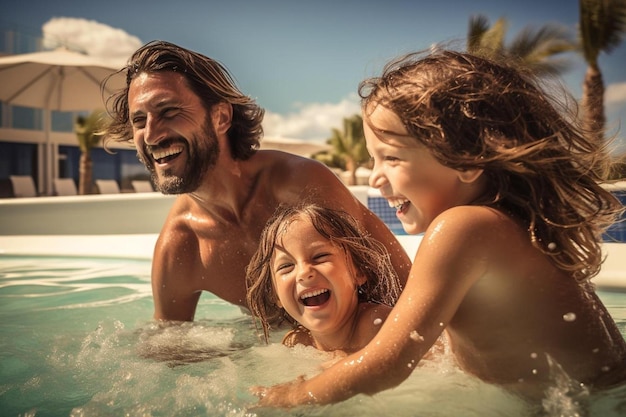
[104,40,410,322]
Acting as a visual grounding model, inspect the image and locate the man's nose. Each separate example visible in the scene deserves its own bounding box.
[144,116,166,146]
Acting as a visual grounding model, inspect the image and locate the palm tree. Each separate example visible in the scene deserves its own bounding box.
[319,114,370,186]
[579,0,626,147]
[74,110,106,195]
[467,14,578,76]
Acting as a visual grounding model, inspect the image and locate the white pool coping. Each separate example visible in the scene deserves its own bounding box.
[0,234,158,260]
[1,233,625,291]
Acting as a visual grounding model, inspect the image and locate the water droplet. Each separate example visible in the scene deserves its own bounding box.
[563,312,576,322]
[439,322,444,327]
[601,366,610,372]
[592,348,600,354]
[373,318,382,326]
[547,242,557,251]
[530,352,537,359]
[532,369,538,375]
[409,330,424,342]
[407,363,413,368]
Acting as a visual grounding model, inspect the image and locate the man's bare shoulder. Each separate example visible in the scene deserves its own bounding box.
[254,150,349,203]
[155,196,202,255]
[255,149,335,179]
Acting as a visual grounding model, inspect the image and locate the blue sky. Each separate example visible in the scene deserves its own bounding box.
[1,0,625,146]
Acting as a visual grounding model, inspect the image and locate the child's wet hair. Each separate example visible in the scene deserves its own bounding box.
[246,203,402,343]
[359,48,623,282]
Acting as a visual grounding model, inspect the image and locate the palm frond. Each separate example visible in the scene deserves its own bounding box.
[468,14,491,53]
[580,0,626,64]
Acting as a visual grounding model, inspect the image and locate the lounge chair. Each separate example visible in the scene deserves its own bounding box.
[9,175,37,197]
[95,179,121,194]
[53,178,78,196]
[131,180,155,193]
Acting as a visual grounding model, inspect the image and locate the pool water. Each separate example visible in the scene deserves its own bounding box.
[2,255,626,417]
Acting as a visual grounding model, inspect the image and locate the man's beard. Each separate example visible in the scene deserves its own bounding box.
[139,117,220,195]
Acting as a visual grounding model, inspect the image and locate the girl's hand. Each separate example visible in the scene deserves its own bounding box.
[250,375,314,408]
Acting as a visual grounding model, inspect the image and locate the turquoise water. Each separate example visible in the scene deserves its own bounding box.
[1,255,626,417]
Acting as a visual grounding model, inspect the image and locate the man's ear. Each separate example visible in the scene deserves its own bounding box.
[211,102,232,135]
[457,168,484,184]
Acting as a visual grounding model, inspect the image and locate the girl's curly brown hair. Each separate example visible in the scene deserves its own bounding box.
[246,203,402,343]
[359,48,623,282]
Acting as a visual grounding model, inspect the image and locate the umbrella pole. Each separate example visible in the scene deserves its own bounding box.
[43,109,53,196]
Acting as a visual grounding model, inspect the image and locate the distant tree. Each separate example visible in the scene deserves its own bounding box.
[578,0,626,148]
[316,115,369,185]
[467,14,578,76]
[74,110,106,195]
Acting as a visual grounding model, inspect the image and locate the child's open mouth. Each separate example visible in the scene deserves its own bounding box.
[388,198,410,215]
[300,288,331,307]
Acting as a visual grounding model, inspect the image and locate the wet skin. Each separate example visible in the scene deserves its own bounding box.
[127,71,412,321]
[251,104,626,406]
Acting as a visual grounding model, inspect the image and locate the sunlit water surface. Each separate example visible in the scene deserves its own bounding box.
[1,255,626,417]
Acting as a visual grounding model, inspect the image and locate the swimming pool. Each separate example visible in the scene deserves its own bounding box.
[1,252,625,417]
[1,191,626,416]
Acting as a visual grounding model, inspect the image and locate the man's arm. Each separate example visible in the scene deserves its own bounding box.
[151,227,202,321]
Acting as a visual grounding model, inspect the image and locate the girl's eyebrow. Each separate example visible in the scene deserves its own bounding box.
[272,244,288,257]
[370,125,412,138]
[365,117,411,139]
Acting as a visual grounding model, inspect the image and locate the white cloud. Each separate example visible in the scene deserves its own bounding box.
[605,82,626,106]
[604,82,626,155]
[42,17,143,66]
[263,93,361,141]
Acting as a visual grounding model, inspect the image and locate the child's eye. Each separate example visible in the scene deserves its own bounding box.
[313,253,331,262]
[275,263,294,274]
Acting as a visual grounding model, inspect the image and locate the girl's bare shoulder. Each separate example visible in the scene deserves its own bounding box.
[422,205,532,268]
[282,325,314,348]
[429,205,524,242]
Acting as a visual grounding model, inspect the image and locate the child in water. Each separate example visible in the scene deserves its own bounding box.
[252,49,626,406]
[246,203,402,354]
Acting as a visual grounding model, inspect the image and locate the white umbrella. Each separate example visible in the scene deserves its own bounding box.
[0,47,124,110]
[0,47,126,194]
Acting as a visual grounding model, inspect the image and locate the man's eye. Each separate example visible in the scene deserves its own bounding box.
[162,108,178,118]
[131,116,146,127]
